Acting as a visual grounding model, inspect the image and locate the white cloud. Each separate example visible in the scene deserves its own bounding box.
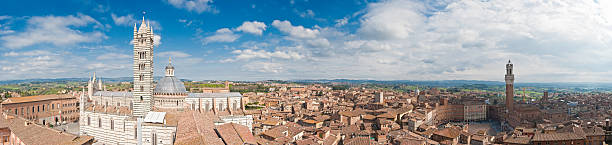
[96,53,131,60]
[166,0,217,14]
[154,34,161,46]
[93,4,110,13]
[0,14,106,49]
[0,16,14,35]
[111,13,136,26]
[220,0,612,82]
[3,50,53,57]
[0,16,11,20]
[111,13,162,29]
[299,9,315,18]
[272,20,320,39]
[235,21,267,35]
[334,17,349,27]
[203,28,240,44]
[227,49,304,62]
[158,51,191,58]
[242,61,284,73]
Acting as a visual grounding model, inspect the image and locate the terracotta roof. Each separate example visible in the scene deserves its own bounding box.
[433,127,461,139]
[262,123,304,142]
[339,111,361,117]
[216,123,257,145]
[343,137,374,145]
[0,113,93,145]
[174,111,225,145]
[583,127,605,136]
[262,119,281,126]
[2,94,75,105]
[532,132,585,142]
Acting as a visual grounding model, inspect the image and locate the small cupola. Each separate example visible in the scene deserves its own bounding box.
[165,57,174,77]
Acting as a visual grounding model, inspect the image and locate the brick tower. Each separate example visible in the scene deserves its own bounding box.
[505,60,514,112]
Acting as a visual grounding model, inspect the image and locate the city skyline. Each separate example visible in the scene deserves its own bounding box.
[1,0,612,83]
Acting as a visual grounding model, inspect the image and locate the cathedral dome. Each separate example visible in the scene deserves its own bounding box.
[154,76,187,94]
[155,57,186,94]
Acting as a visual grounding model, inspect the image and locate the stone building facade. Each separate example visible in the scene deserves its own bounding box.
[1,94,79,126]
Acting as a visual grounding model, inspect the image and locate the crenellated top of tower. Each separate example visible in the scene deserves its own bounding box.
[506,59,513,68]
[506,59,514,76]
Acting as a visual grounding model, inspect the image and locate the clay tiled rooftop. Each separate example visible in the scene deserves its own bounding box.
[434,127,461,139]
[216,123,256,145]
[1,94,75,104]
[343,137,374,145]
[174,111,225,145]
[0,113,94,145]
[532,132,585,142]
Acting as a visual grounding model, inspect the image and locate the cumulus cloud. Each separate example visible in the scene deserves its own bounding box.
[166,0,217,13]
[272,20,320,39]
[0,16,14,35]
[0,14,106,49]
[96,53,131,60]
[3,50,53,57]
[154,34,161,46]
[226,49,304,62]
[235,21,267,35]
[203,28,240,44]
[158,51,192,58]
[242,61,284,73]
[220,0,612,82]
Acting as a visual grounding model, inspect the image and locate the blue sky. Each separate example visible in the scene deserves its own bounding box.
[1,0,612,82]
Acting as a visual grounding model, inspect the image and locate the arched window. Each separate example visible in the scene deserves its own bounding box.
[52,104,54,109]
[111,119,114,130]
[98,118,102,128]
[134,125,138,139]
[87,117,90,126]
[140,86,144,92]
[42,105,44,112]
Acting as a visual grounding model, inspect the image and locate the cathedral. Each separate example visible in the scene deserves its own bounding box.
[79,17,251,145]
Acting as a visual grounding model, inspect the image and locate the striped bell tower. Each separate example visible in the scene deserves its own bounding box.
[132,16,154,117]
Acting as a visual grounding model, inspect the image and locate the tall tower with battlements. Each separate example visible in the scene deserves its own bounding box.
[132,17,155,117]
[505,60,514,112]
